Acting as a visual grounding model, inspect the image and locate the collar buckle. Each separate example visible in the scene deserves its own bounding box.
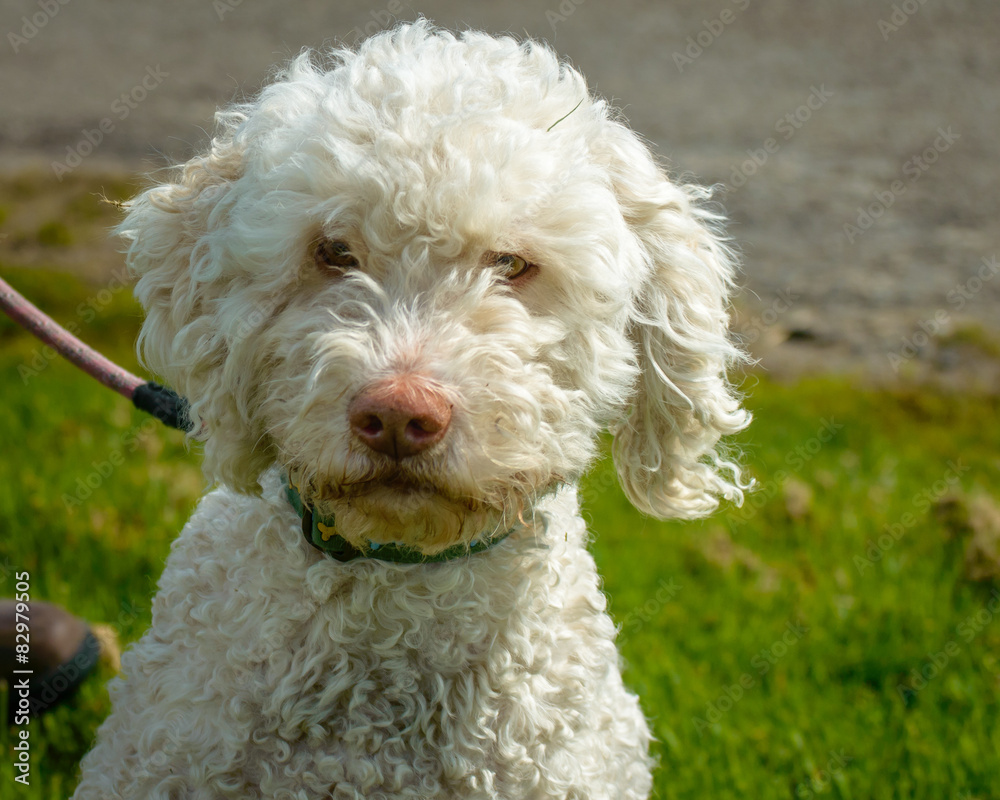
[301,507,362,561]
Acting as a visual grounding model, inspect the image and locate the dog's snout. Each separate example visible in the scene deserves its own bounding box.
[348,376,452,459]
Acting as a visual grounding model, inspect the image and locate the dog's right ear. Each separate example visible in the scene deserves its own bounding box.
[117,119,269,491]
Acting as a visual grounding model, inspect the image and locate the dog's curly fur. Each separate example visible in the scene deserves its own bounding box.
[73,21,749,799]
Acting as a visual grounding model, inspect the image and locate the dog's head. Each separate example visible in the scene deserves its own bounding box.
[122,21,749,554]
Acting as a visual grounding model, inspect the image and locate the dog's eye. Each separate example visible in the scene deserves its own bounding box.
[314,239,358,271]
[489,253,537,284]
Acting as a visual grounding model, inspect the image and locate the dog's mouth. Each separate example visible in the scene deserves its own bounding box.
[305,470,476,508]
[287,462,494,521]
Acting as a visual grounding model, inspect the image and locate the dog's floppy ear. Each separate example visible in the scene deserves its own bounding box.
[601,126,750,519]
[118,115,271,492]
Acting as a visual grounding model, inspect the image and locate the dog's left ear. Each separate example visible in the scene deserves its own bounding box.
[599,125,751,519]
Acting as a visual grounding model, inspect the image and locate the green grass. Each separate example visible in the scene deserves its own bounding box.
[1,266,999,798]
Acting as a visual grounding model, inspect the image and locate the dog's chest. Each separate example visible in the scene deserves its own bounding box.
[250,570,536,739]
[181,541,580,789]
[76,488,652,798]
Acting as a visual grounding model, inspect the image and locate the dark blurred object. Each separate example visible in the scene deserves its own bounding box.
[1,600,102,724]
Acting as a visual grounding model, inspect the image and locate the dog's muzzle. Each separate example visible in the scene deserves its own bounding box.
[282,474,518,563]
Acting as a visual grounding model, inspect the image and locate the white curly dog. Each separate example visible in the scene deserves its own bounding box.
[73,21,748,800]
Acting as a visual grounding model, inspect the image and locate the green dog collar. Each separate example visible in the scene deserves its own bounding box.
[282,474,516,564]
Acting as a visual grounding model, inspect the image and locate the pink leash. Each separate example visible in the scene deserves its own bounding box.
[0,275,190,431]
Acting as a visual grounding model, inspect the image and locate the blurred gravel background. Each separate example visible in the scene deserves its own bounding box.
[2,0,998,385]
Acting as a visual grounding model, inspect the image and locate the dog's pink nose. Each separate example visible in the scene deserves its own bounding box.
[348,376,452,459]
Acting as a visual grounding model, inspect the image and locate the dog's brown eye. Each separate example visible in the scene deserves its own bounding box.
[314,239,358,271]
[489,253,536,284]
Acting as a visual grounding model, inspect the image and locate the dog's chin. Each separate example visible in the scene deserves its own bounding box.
[313,480,506,555]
